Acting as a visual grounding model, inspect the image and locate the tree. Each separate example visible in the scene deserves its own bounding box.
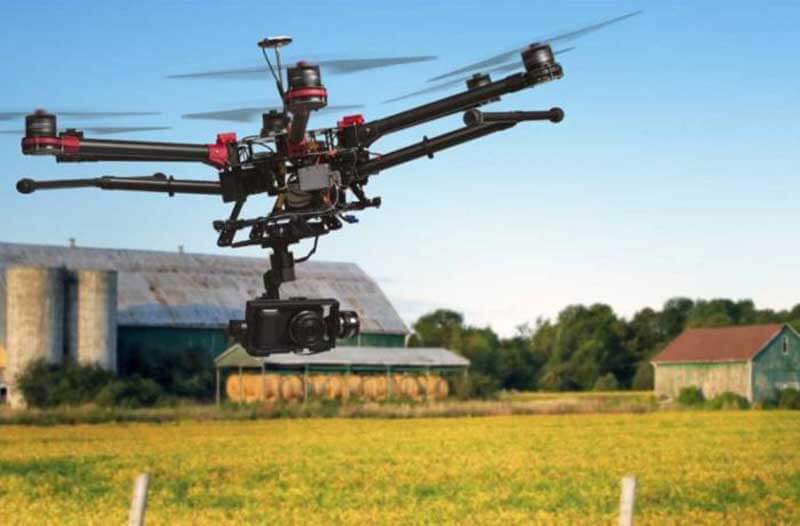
[410,309,464,349]
[540,304,632,390]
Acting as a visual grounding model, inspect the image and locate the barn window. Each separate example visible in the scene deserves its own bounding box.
[783,336,790,355]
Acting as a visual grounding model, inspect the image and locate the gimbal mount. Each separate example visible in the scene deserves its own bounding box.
[15,39,565,355]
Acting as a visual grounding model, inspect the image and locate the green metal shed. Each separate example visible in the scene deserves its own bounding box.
[652,323,800,402]
[213,343,470,404]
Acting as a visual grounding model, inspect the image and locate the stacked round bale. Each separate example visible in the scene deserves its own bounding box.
[226,374,303,403]
[225,373,449,403]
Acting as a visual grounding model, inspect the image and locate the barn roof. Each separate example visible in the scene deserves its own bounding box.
[652,324,785,363]
[0,241,407,335]
[215,344,469,370]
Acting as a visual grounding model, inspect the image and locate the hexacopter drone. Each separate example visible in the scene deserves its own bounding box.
[11,11,640,356]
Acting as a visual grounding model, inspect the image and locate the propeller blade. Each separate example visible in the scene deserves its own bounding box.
[385,48,575,103]
[167,56,437,80]
[427,10,642,82]
[0,111,160,121]
[182,105,364,122]
[0,126,171,135]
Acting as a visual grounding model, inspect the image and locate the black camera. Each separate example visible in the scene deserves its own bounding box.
[229,297,359,356]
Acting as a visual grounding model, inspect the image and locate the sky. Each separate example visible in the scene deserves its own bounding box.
[1,1,798,336]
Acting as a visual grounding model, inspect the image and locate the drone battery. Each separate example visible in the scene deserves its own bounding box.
[297,164,340,192]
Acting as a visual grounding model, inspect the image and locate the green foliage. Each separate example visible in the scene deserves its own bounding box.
[631,361,654,390]
[452,373,500,399]
[592,373,619,391]
[95,377,163,409]
[16,359,164,409]
[407,298,800,396]
[777,388,800,410]
[538,304,633,390]
[677,386,705,406]
[705,392,750,410]
[16,360,115,408]
[119,347,214,400]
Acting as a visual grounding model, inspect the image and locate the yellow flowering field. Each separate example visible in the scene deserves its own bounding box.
[0,411,798,525]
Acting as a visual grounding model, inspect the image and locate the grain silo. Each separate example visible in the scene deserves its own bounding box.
[5,265,65,408]
[68,269,118,372]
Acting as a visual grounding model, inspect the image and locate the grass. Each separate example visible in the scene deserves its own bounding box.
[0,392,659,426]
[0,411,797,524]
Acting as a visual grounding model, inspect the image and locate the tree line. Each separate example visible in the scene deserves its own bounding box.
[408,298,800,393]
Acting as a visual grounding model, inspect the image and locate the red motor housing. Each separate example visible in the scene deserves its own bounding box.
[285,61,327,148]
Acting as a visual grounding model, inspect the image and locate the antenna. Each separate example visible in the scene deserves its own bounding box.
[258,36,293,99]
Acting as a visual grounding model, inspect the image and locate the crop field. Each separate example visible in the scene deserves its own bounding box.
[0,411,798,525]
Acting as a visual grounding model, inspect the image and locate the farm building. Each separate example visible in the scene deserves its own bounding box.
[215,344,469,403]
[0,241,409,407]
[652,323,800,402]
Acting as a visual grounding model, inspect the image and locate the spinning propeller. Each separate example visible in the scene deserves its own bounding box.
[166,56,437,80]
[385,10,642,102]
[0,111,168,136]
[181,104,364,122]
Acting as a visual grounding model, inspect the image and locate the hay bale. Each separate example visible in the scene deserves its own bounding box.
[225,374,242,402]
[241,375,261,402]
[309,374,329,397]
[433,377,449,400]
[420,375,449,400]
[362,376,388,401]
[263,374,281,400]
[280,375,304,401]
[420,375,437,398]
[226,373,281,402]
[345,374,362,399]
[397,375,421,400]
[325,375,344,400]
[226,373,261,402]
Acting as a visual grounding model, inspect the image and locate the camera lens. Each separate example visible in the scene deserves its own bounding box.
[338,311,360,340]
[288,310,328,351]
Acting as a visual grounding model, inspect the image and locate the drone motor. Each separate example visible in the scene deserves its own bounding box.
[466,73,500,106]
[285,62,327,145]
[23,110,59,155]
[522,43,561,80]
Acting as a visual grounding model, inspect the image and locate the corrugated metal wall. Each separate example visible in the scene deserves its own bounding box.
[753,327,800,401]
[117,326,406,374]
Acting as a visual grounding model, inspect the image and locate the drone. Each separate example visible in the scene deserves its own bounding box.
[11,11,641,356]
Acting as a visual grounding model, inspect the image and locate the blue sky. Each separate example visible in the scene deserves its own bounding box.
[1,1,798,335]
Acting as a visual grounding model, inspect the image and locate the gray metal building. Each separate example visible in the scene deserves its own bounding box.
[0,241,409,405]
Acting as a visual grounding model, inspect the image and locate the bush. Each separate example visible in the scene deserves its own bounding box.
[593,373,620,391]
[705,391,750,410]
[96,377,163,409]
[119,347,214,400]
[631,362,654,390]
[677,386,704,406]
[452,373,500,399]
[778,388,800,410]
[16,359,115,408]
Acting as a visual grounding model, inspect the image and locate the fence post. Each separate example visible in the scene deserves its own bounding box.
[619,475,636,526]
[129,473,149,526]
[304,364,309,402]
[215,368,221,407]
